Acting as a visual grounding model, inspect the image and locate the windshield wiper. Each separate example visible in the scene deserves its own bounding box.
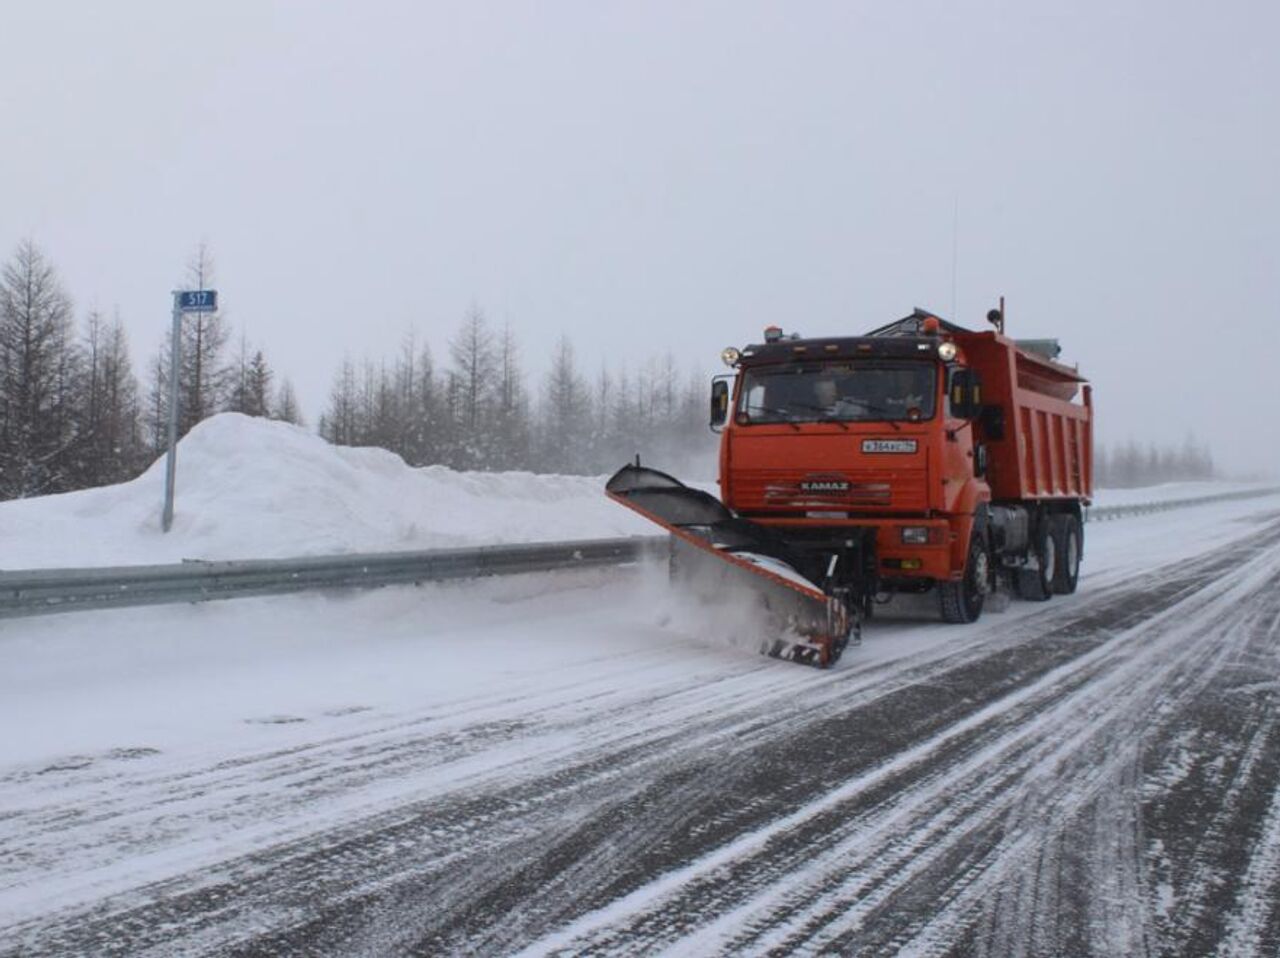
[858,403,903,431]
[744,401,915,431]
[784,402,850,430]
[827,400,907,430]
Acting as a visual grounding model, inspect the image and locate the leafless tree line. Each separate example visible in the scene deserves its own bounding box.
[0,237,715,502]
[0,240,299,500]
[318,308,717,476]
[36,237,1216,498]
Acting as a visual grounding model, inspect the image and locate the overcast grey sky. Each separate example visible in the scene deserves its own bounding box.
[2,1,1276,473]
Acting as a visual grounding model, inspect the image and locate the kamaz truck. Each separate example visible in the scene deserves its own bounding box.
[607,306,1094,667]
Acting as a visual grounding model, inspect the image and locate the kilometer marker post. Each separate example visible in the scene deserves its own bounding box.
[162,288,218,532]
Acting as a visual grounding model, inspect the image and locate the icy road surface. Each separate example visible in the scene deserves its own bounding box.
[3,496,1280,956]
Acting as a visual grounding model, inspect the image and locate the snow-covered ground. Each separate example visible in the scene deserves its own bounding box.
[2,491,1280,955]
[1,417,1279,955]
[5,493,1274,773]
[0,412,1270,570]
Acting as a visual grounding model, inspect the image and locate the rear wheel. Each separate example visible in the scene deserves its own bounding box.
[1051,513,1081,594]
[939,535,991,623]
[1016,518,1057,601]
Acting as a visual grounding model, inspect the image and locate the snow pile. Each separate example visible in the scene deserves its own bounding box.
[0,414,652,569]
[0,412,1270,571]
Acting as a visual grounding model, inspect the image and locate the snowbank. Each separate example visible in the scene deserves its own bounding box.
[0,412,1269,571]
[0,414,652,569]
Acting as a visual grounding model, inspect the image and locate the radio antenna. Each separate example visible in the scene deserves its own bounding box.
[950,196,959,321]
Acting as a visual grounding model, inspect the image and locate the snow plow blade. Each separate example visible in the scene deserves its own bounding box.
[606,464,852,667]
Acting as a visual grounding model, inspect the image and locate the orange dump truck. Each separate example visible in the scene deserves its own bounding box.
[607,307,1093,667]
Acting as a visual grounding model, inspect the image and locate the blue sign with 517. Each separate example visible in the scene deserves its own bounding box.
[177,290,218,312]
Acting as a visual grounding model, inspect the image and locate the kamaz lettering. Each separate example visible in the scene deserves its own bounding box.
[800,480,850,493]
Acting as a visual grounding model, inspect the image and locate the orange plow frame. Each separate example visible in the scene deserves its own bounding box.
[606,464,853,667]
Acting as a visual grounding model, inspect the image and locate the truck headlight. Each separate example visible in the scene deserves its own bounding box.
[901,526,930,544]
[937,341,957,361]
[721,347,741,367]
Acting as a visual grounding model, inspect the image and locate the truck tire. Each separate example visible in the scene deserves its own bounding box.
[1016,519,1056,602]
[1051,514,1081,594]
[939,535,990,623]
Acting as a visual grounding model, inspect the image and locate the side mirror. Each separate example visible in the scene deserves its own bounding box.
[710,377,731,431]
[979,404,1005,441]
[949,369,982,420]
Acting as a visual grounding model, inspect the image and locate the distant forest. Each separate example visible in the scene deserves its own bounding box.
[0,240,713,500]
[315,309,714,476]
[1093,437,1215,489]
[0,239,1220,501]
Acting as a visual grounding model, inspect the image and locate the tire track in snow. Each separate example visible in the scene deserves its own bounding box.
[515,534,1280,957]
[0,552,1152,942]
[1216,744,1280,957]
[925,567,1280,958]
[5,516,1280,957]
[391,527,1280,956]
[1140,590,1280,958]
[392,521,1280,955]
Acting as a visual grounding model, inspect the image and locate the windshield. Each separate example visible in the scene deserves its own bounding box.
[737,362,937,424]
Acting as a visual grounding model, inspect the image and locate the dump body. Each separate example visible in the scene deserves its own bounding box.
[953,328,1092,503]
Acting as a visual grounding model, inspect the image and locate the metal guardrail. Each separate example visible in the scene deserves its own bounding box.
[3,486,1277,621]
[1084,486,1280,522]
[0,537,669,620]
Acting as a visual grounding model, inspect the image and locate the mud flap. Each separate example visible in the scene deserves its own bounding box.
[606,464,852,667]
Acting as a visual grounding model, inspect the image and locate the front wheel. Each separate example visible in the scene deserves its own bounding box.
[939,535,991,623]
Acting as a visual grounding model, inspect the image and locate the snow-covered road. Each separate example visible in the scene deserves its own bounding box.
[3,494,1280,956]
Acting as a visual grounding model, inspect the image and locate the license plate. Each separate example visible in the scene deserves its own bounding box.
[862,439,918,454]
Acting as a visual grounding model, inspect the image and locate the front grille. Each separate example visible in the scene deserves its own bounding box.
[763,481,890,505]
[734,469,927,511]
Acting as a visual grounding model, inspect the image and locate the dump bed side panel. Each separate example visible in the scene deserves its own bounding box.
[959,331,1093,503]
